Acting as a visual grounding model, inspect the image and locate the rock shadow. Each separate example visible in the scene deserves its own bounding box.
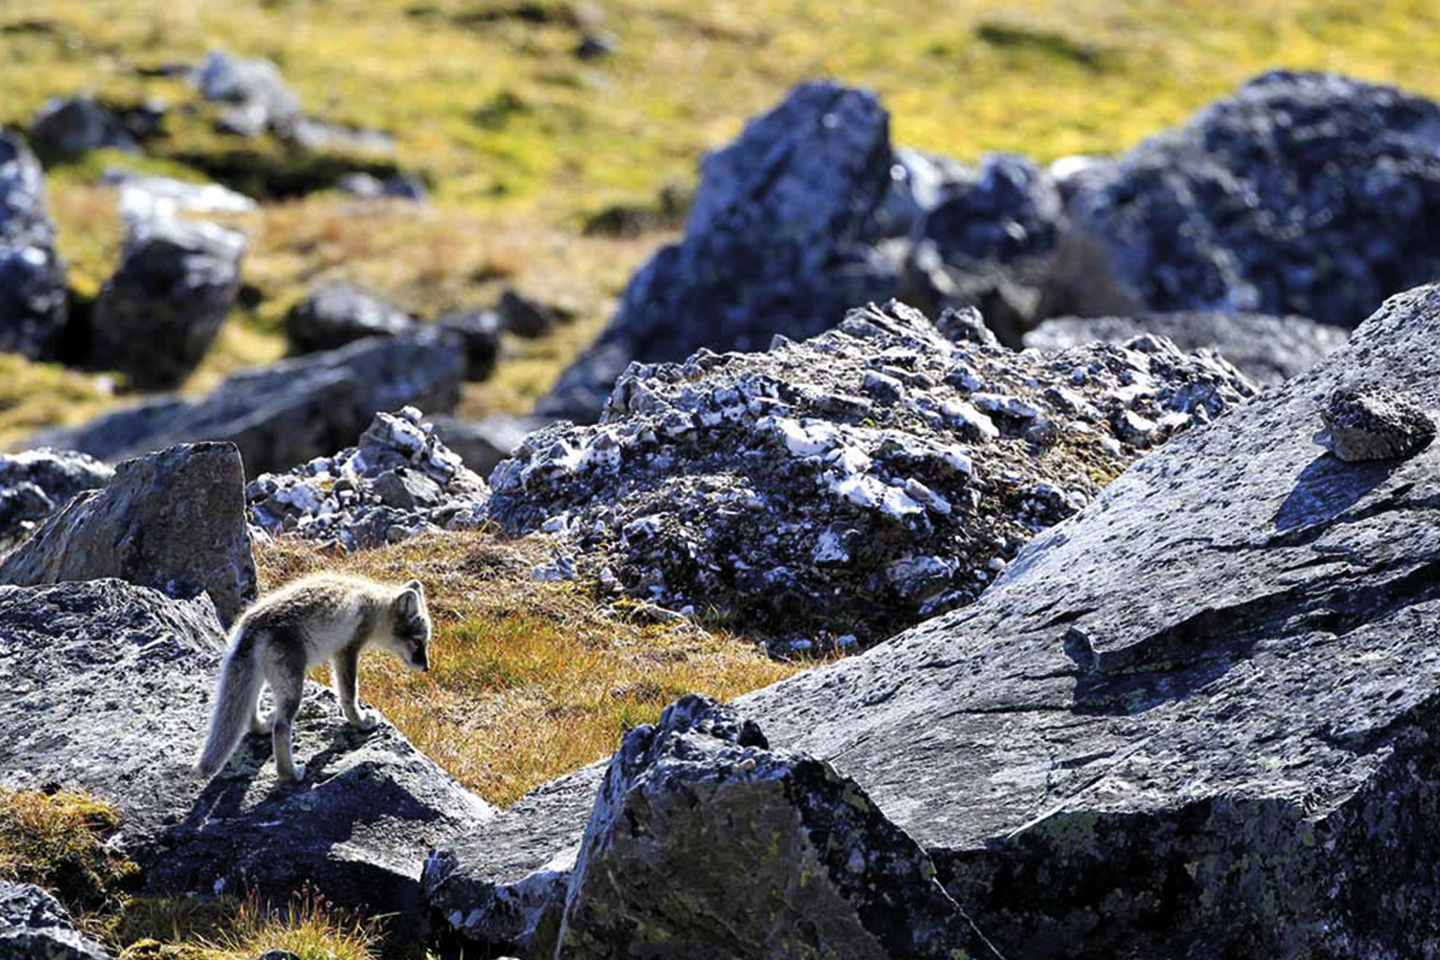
[1273,451,1395,533]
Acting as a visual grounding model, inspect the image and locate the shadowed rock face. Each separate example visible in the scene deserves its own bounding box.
[0,882,110,960]
[1062,70,1440,326]
[0,129,67,361]
[0,579,494,941]
[429,283,1440,959]
[540,81,900,422]
[494,300,1255,643]
[0,442,256,627]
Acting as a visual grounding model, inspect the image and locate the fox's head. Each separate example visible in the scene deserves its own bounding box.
[388,579,432,671]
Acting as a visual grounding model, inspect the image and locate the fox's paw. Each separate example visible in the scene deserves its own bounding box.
[350,710,380,732]
[281,762,307,783]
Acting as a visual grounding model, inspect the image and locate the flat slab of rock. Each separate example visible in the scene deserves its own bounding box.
[1024,311,1349,384]
[0,579,494,941]
[0,442,256,627]
[0,882,110,960]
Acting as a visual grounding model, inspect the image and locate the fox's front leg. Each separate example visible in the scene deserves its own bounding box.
[332,646,378,731]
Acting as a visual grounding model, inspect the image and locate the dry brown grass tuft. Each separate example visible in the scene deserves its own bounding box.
[255,530,802,807]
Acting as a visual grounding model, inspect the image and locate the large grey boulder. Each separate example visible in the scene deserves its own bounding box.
[0,129,67,360]
[540,81,901,422]
[284,281,416,354]
[90,215,246,389]
[550,696,995,960]
[493,300,1255,642]
[1059,70,1440,325]
[31,329,466,476]
[0,448,114,552]
[247,407,489,550]
[0,442,256,627]
[1025,311,1349,384]
[0,579,494,941]
[0,882,111,960]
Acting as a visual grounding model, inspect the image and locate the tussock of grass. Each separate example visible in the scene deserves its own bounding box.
[255,530,802,806]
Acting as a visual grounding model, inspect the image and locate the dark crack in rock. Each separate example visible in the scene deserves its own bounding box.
[493,300,1255,643]
[1318,384,1436,462]
[0,579,494,941]
[247,407,489,551]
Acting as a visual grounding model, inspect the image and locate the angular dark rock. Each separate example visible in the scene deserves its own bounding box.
[551,696,996,960]
[1318,384,1436,462]
[284,282,416,354]
[493,300,1254,641]
[496,289,571,339]
[0,129,68,360]
[1025,311,1349,384]
[435,309,502,381]
[0,447,114,551]
[430,413,552,480]
[29,94,139,158]
[90,215,245,389]
[0,579,494,941]
[0,882,111,960]
[30,329,466,476]
[540,81,900,421]
[1060,70,1440,325]
[246,407,489,550]
[0,442,256,627]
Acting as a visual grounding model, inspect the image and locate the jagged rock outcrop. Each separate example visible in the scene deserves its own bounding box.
[550,696,996,960]
[29,95,139,158]
[90,215,246,388]
[0,882,111,960]
[540,81,900,421]
[30,329,466,476]
[493,300,1255,642]
[1059,70,1440,325]
[247,407,489,550]
[1025,311,1349,384]
[0,448,114,552]
[0,129,67,360]
[0,579,494,941]
[285,282,416,353]
[0,442,256,627]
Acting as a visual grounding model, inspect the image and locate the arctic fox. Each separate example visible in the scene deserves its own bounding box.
[194,573,432,783]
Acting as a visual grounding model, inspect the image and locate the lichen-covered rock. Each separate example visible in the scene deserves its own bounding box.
[90,215,245,389]
[0,442,256,627]
[0,579,493,941]
[0,882,111,960]
[1318,384,1436,461]
[492,300,1255,642]
[31,329,466,477]
[0,448,114,552]
[1025,311,1349,384]
[284,282,416,354]
[551,696,994,960]
[0,129,67,360]
[1061,70,1440,325]
[247,407,489,551]
[540,81,900,421]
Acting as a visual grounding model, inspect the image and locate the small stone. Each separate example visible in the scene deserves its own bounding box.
[1319,386,1436,462]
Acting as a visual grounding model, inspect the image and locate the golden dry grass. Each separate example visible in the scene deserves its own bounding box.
[254,529,802,807]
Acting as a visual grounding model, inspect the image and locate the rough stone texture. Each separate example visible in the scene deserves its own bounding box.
[0,448,114,552]
[0,579,494,940]
[1318,385,1436,462]
[284,282,416,353]
[29,95,139,158]
[550,696,996,960]
[540,81,900,422]
[493,300,1255,642]
[90,215,246,389]
[1025,311,1350,385]
[0,129,68,360]
[30,329,466,477]
[1060,70,1440,325]
[0,442,257,627]
[247,407,489,551]
[0,882,111,960]
[429,413,551,482]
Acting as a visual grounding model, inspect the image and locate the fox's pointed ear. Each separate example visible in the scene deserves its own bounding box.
[395,588,421,618]
[406,579,424,596]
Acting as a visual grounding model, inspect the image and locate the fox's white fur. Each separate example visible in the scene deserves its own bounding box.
[194,573,432,783]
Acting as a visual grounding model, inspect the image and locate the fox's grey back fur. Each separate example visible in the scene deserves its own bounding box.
[194,573,431,782]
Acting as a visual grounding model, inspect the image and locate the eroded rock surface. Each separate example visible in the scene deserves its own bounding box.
[494,300,1255,641]
[0,129,67,360]
[1318,384,1436,462]
[247,407,489,550]
[0,579,494,941]
[0,442,256,627]
[0,882,111,960]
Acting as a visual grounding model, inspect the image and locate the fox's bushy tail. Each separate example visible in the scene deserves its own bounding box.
[194,633,262,778]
